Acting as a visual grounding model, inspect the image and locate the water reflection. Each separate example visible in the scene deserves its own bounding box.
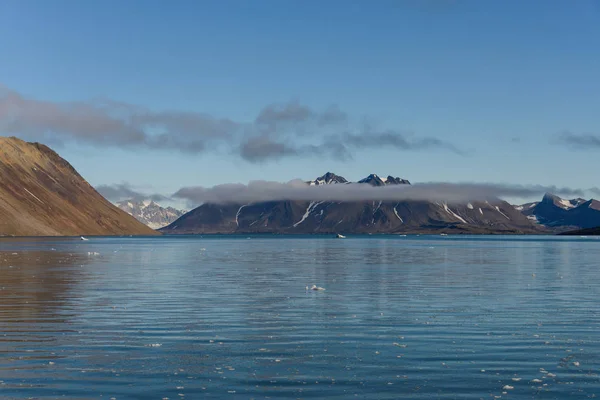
[0,250,90,324]
[0,236,598,399]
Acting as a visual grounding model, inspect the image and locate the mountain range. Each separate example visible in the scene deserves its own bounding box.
[116,200,186,229]
[160,172,539,235]
[515,193,600,231]
[0,136,597,236]
[0,137,156,236]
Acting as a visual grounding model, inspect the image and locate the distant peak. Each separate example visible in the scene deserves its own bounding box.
[358,174,385,186]
[310,172,348,185]
[542,192,559,202]
[585,199,600,211]
[385,175,411,185]
[359,173,410,186]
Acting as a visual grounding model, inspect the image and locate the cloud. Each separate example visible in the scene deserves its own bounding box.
[0,85,238,152]
[255,101,347,129]
[238,130,462,162]
[0,84,464,162]
[96,182,168,202]
[558,131,600,149]
[172,179,591,206]
[239,136,351,163]
[341,131,466,155]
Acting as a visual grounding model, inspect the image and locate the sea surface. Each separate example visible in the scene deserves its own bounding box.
[1,235,599,399]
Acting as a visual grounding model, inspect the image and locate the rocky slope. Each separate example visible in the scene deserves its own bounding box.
[516,193,600,231]
[161,172,540,235]
[0,137,157,236]
[117,199,185,229]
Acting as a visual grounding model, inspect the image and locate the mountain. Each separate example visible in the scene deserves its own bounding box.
[358,173,410,186]
[516,193,600,231]
[308,172,348,185]
[0,137,157,236]
[117,199,185,229]
[160,172,539,235]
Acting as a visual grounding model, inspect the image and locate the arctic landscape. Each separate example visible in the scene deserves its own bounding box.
[1,136,598,236]
[2,2,600,399]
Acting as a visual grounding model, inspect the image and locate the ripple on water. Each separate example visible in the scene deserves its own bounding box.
[0,236,599,399]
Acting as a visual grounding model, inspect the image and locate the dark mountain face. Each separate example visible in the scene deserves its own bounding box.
[570,198,587,207]
[308,172,348,185]
[385,176,411,185]
[357,174,410,186]
[160,173,540,235]
[516,194,600,230]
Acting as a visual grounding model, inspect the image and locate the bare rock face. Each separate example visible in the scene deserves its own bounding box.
[0,136,157,236]
[161,172,539,235]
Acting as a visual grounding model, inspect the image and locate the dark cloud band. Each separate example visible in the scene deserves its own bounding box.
[172,179,592,206]
[0,84,464,162]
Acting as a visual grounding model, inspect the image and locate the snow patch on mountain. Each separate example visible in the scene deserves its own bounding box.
[293,201,323,227]
[236,205,248,227]
[393,204,404,223]
[442,203,467,224]
[117,199,185,229]
[494,206,510,220]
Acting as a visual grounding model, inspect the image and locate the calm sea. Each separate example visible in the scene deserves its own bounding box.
[1,235,599,399]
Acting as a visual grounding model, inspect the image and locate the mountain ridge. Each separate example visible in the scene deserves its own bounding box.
[516,193,600,231]
[0,136,158,236]
[161,172,540,235]
[117,199,185,229]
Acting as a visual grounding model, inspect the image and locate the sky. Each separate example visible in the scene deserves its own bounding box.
[1,0,599,207]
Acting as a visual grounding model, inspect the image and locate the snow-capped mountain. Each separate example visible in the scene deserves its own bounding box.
[515,193,599,230]
[307,172,348,185]
[358,173,410,186]
[117,200,186,229]
[161,172,538,235]
[307,172,410,186]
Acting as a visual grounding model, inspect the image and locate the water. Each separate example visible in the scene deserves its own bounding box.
[1,235,599,399]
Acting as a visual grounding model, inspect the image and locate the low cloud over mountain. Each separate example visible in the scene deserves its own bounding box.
[171,176,591,206]
[96,182,168,202]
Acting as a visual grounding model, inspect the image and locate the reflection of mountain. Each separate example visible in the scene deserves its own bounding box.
[0,248,90,324]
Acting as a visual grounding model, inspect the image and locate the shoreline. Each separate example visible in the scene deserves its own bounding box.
[1,231,591,238]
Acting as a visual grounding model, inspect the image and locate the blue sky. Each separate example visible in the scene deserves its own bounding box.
[1,0,599,206]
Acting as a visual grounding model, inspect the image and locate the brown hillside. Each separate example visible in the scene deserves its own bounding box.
[0,136,158,236]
